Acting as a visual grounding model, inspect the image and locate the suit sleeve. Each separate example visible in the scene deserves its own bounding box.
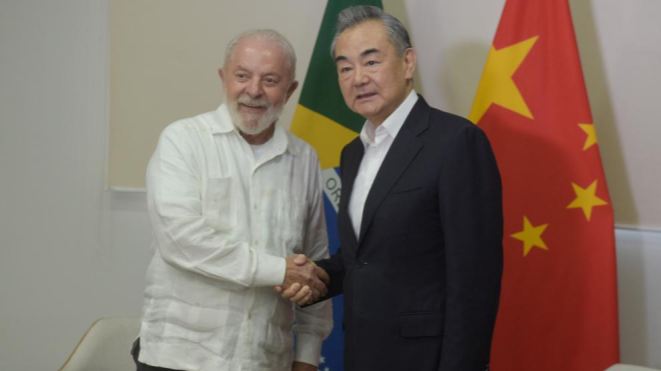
[437,124,503,371]
[312,143,354,301]
[314,250,345,300]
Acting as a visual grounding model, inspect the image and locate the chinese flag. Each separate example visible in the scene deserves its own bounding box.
[469,1,620,370]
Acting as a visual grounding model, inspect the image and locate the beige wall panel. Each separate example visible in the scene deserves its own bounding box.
[109,0,325,188]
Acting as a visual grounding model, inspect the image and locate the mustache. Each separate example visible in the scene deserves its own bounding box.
[235,95,269,109]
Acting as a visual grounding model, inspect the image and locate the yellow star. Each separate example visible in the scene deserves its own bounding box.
[578,123,598,150]
[567,180,608,220]
[469,36,539,125]
[511,216,548,257]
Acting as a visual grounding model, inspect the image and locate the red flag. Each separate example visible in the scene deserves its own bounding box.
[469,1,620,370]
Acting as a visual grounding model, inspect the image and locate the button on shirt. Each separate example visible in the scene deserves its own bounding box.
[139,104,332,371]
[349,90,419,238]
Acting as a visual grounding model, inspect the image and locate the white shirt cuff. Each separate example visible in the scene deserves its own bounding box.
[252,254,286,287]
[294,333,324,366]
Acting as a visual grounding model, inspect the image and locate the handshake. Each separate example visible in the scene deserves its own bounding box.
[276,254,329,306]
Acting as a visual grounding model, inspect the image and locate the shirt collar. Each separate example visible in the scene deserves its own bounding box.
[359,89,419,147]
[211,103,235,134]
[211,103,299,156]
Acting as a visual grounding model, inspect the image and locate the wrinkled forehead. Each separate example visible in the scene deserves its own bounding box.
[228,37,292,76]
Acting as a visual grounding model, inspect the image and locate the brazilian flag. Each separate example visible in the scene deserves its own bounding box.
[290,1,382,370]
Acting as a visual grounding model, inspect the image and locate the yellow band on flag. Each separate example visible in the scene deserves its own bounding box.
[291,104,359,170]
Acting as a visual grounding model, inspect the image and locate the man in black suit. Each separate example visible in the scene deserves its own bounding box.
[281,6,503,371]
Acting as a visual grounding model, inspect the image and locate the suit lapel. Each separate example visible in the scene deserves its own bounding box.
[340,139,364,248]
[358,96,432,244]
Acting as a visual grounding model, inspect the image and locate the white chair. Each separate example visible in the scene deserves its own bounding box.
[58,317,140,371]
[606,364,661,371]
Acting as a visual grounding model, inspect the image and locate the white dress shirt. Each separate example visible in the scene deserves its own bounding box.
[349,90,419,238]
[139,103,332,371]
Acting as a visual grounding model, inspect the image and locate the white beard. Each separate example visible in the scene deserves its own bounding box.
[227,95,285,136]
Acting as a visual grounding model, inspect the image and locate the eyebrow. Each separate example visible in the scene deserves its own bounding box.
[334,55,347,64]
[334,48,381,64]
[360,48,380,58]
[234,66,282,77]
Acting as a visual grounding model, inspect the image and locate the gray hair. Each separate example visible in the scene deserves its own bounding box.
[330,6,412,57]
[224,29,297,82]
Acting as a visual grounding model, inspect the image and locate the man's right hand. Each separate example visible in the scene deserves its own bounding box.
[281,254,328,301]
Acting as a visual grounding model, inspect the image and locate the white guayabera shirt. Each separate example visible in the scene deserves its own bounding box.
[139,104,332,371]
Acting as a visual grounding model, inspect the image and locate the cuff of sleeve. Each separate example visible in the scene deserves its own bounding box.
[252,254,286,287]
[294,333,324,366]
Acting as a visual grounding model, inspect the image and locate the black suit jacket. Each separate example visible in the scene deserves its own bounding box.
[317,96,503,371]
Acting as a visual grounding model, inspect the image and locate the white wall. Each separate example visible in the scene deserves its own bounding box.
[616,229,661,366]
[0,1,150,369]
[0,1,659,370]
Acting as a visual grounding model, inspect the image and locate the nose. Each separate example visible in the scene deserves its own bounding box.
[353,66,369,87]
[245,77,263,98]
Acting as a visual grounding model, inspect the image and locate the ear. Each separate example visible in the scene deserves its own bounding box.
[284,80,299,102]
[218,67,226,83]
[403,48,417,80]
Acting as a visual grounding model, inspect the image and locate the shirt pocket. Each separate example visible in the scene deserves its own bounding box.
[204,176,237,230]
[261,298,294,355]
[276,191,306,252]
[163,272,231,341]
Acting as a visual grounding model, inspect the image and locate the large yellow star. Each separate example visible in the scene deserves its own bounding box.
[511,216,548,257]
[469,36,539,125]
[567,180,608,220]
[578,123,598,150]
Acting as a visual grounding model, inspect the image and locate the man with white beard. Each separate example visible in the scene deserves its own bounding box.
[133,29,332,371]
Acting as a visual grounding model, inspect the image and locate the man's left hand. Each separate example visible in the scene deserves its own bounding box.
[292,361,317,371]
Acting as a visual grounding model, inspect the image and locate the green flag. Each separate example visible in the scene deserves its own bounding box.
[292,0,383,170]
